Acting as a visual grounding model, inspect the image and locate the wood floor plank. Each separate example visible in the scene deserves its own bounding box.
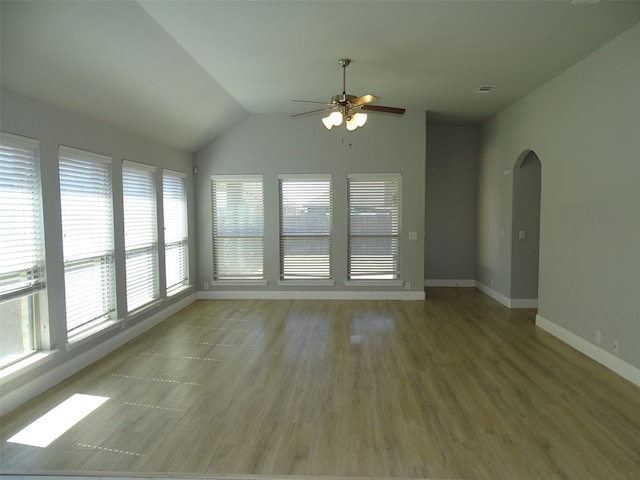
[2,288,639,479]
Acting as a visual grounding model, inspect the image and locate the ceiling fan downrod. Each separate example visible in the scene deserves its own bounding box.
[339,58,350,100]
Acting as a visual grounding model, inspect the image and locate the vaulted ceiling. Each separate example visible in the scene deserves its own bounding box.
[2,1,639,152]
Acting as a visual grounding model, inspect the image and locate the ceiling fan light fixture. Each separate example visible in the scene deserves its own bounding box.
[329,111,343,126]
[295,58,404,132]
[344,112,367,131]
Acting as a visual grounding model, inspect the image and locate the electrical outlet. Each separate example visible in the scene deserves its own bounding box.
[404,281,411,290]
[595,330,601,345]
[204,281,210,290]
[613,340,619,354]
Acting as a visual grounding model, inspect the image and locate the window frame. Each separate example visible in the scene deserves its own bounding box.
[162,169,189,296]
[211,174,265,284]
[0,132,46,368]
[59,145,117,343]
[278,174,333,284]
[347,173,403,284]
[123,160,160,314]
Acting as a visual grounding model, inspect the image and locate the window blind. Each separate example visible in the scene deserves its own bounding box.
[348,173,402,280]
[279,175,332,280]
[211,175,264,280]
[123,160,159,312]
[163,170,188,295]
[0,133,45,302]
[59,145,115,336]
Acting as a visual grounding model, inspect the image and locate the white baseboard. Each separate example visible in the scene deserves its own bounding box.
[424,279,476,287]
[198,290,425,301]
[475,282,511,307]
[536,314,640,388]
[0,293,197,417]
[475,282,537,309]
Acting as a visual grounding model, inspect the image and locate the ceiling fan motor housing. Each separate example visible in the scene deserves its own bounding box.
[332,94,357,104]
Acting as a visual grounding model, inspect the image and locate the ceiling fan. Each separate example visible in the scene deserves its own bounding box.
[292,58,406,131]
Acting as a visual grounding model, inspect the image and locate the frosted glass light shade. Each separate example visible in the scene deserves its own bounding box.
[321,111,366,131]
[329,111,343,126]
[322,116,334,130]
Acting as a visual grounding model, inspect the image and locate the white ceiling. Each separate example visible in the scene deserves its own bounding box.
[2,1,640,152]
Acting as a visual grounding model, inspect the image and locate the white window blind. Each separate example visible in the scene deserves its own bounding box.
[0,132,44,368]
[0,133,45,302]
[59,145,116,338]
[163,170,188,295]
[279,175,332,280]
[211,175,264,280]
[123,161,159,312]
[348,173,402,280]
[58,145,116,339]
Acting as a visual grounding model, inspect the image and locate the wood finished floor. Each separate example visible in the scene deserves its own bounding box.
[1,288,639,480]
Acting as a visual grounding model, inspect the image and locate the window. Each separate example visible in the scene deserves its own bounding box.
[59,146,116,340]
[163,170,189,295]
[279,175,332,280]
[347,173,402,280]
[0,132,45,368]
[123,161,159,312]
[211,175,264,281]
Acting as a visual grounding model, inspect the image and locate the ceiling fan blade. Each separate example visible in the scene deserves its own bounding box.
[350,94,380,106]
[291,107,336,118]
[293,99,333,105]
[361,105,406,115]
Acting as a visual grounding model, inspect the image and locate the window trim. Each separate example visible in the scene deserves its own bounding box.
[162,169,189,296]
[211,174,265,282]
[58,145,117,344]
[0,132,46,369]
[123,160,160,314]
[278,173,333,281]
[347,172,402,281]
[0,350,58,386]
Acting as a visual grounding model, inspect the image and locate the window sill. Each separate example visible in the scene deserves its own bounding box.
[344,280,404,287]
[210,280,268,287]
[0,350,59,386]
[278,280,335,287]
[67,319,122,351]
[126,298,165,322]
[167,284,193,297]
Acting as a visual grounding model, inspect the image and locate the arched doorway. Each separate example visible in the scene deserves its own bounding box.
[511,150,541,306]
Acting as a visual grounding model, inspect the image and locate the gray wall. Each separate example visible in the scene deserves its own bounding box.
[478,23,640,370]
[0,88,196,397]
[425,125,478,282]
[194,111,426,296]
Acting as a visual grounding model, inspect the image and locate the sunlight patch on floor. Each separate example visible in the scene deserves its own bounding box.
[7,394,109,447]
